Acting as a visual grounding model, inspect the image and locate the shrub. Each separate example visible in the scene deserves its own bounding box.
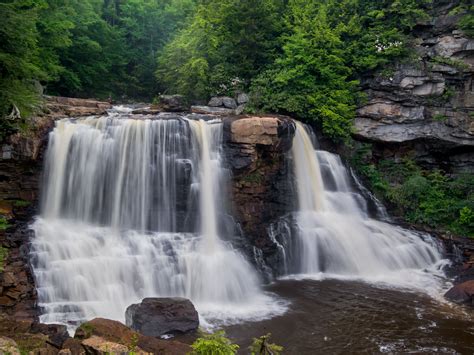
[190,330,239,355]
[249,333,283,355]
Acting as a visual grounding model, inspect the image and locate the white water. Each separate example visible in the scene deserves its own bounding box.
[285,122,449,294]
[31,114,285,330]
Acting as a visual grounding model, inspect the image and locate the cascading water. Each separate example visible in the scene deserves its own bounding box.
[31,112,284,330]
[278,122,449,292]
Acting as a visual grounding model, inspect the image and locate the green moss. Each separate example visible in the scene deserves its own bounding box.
[77,323,95,338]
[12,200,30,207]
[241,172,264,184]
[433,113,447,121]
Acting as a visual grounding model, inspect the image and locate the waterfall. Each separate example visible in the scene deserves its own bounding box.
[31,113,284,330]
[282,122,449,291]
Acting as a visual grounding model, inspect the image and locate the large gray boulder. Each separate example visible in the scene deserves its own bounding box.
[222,96,237,109]
[125,298,199,337]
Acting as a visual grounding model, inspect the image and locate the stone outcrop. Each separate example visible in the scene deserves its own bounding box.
[444,280,474,305]
[222,115,295,276]
[75,318,190,354]
[45,96,111,118]
[0,315,70,354]
[353,3,474,173]
[125,297,199,337]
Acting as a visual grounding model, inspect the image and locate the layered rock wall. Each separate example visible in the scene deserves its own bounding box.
[354,3,473,173]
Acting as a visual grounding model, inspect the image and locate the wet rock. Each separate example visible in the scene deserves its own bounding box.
[222,97,237,109]
[75,318,190,354]
[125,297,199,337]
[0,336,20,355]
[154,94,188,112]
[444,280,474,305]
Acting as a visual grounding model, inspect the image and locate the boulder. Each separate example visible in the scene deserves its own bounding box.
[236,93,249,105]
[125,297,199,337]
[222,97,237,109]
[155,95,188,112]
[444,280,474,305]
[208,97,224,107]
[75,318,190,354]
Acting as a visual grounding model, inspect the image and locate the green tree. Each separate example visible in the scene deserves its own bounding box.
[156,0,284,100]
[0,0,45,139]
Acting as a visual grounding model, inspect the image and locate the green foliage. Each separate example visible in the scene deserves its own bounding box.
[430,56,469,71]
[249,333,283,355]
[0,246,7,272]
[458,2,474,37]
[190,330,239,355]
[0,0,45,139]
[248,0,431,140]
[156,0,285,100]
[0,217,10,231]
[352,145,474,237]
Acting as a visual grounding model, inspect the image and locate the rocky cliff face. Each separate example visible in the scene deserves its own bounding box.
[354,2,473,173]
[222,116,295,275]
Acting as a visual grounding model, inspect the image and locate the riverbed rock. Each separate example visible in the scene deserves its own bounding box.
[75,318,190,354]
[125,297,199,337]
[444,280,474,305]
